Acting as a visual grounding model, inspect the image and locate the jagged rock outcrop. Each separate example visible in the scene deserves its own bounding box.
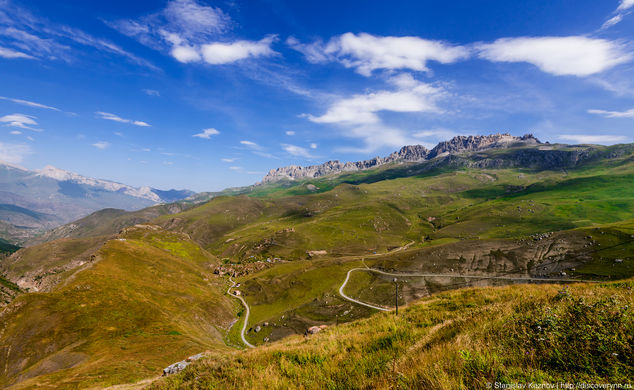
[261,133,540,183]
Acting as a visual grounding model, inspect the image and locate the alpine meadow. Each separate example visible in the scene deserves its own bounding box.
[0,1,633,389]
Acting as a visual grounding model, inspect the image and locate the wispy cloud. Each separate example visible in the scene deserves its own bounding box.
[288,33,469,76]
[476,36,631,77]
[0,142,31,163]
[0,1,156,69]
[92,141,111,149]
[602,0,634,28]
[240,140,260,149]
[305,74,443,125]
[588,108,634,118]
[302,73,446,153]
[558,134,627,144]
[221,157,237,162]
[282,144,314,158]
[0,46,35,59]
[310,143,317,149]
[285,130,295,136]
[0,96,60,111]
[143,89,160,97]
[109,0,275,65]
[0,113,41,130]
[96,111,151,127]
[193,128,220,139]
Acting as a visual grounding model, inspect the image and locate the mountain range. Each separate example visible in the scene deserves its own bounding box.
[261,133,540,183]
[0,134,632,388]
[0,162,194,244]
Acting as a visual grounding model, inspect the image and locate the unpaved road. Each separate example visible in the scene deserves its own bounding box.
[339,267,600,311]
[227,277,255,348]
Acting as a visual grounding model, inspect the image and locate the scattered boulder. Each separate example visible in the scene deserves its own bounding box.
[307,250,328,258]
[162,354,204,376]
[307,325,328,335]
[255,325,261,333]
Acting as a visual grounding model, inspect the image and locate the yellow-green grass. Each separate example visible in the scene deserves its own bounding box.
[0,228,236,389]
[151,279,634,389]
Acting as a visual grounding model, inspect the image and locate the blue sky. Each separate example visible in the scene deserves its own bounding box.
[1,0,634,192]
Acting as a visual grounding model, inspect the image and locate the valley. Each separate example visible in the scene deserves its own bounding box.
[0,136,632,388]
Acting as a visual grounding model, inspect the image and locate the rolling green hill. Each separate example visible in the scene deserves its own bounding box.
[0,141,633,388]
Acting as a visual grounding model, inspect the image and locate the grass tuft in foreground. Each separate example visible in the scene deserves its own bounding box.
[151,280,633,389]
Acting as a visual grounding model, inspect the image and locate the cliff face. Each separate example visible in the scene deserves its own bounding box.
[261,133,540,183]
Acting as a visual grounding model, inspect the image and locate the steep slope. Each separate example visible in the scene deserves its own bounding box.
[152,279,633,389]
[0,162,194,245]
[0,225,236,389]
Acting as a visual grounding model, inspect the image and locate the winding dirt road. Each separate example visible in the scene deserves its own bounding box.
[338,267,600,311]
[227,277,255,349]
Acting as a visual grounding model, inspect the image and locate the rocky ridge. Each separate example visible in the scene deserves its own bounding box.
[261,133,540,183]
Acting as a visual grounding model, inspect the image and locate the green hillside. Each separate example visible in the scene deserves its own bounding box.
[152,280,633,389]
[0,143,633,388]
[0,226,236,389]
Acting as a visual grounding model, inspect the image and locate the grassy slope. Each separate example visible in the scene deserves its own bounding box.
[0,226,236,389]
[156,146,634,264]
[152,279,634,389]
[2,144,633,387]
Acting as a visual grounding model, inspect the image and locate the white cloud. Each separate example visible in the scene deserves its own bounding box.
[305,74,443,125]
[0,96,60,111]
[109,0,274,65]
[193,128,220,139]
[289,33,469,76]
[282,144,314,158]
[603,0,634,28]
[477,36,631,77]
[588,108,634,118]
[96,111,151,127]
[0,142,31,163]
[618,0,634,11]
[171,45,201,63]
[0,113,40,130]
[310,143,317,149]
[602,14,623,29]
[221,158,236,162]
[285,130,295,136]
[163,0,230,37]
[558,134,627,144]
[240,140,259,148]
[302,73,446,152]
[10,130,21,135]
[92,141,110,149]
[201,36,276,64]
[0,46,35,59]
[229,166,242,170]
[143,89,160,97]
